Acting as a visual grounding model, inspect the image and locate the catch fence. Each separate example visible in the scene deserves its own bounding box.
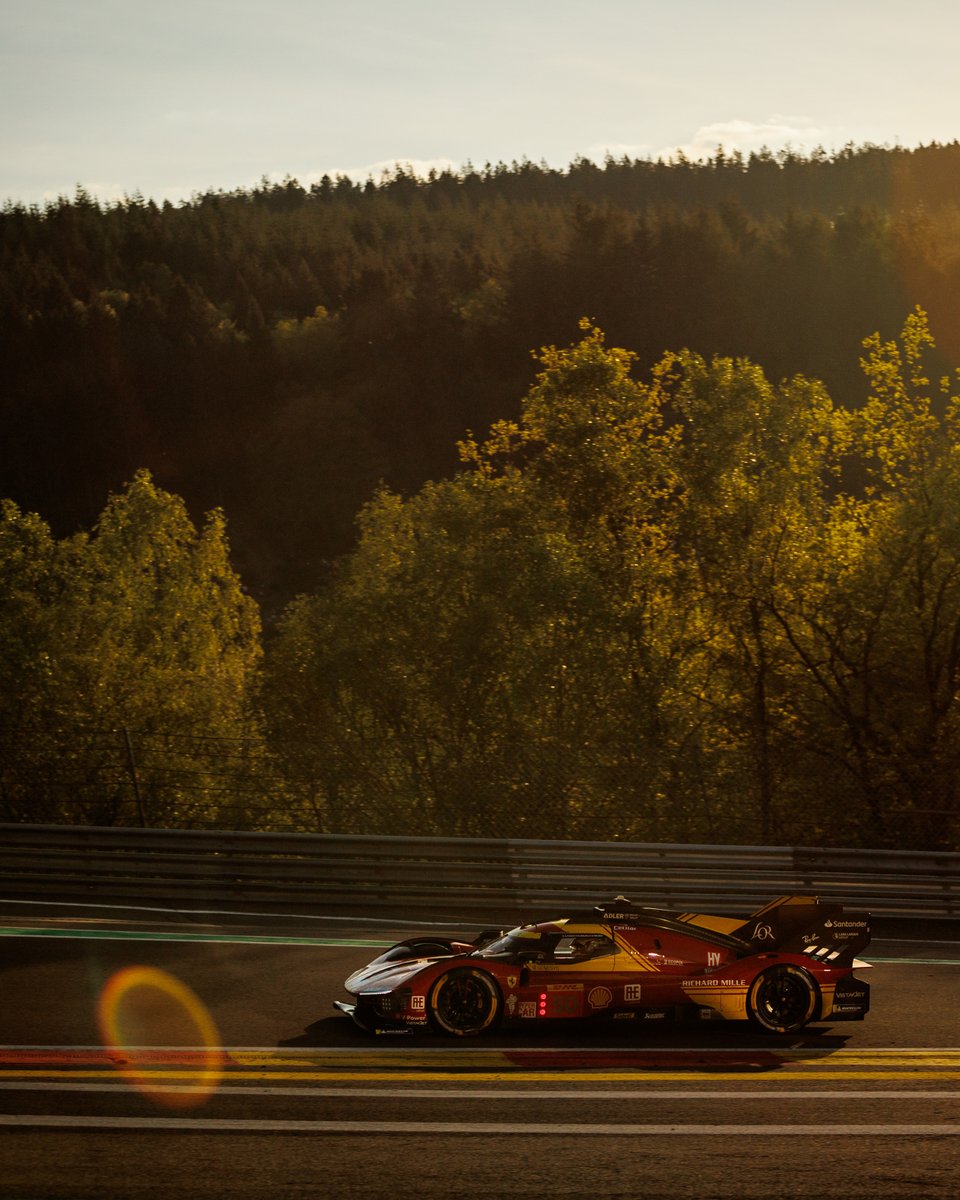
[1,823,957,929]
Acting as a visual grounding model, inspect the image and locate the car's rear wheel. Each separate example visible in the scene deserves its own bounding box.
[427,968,501,1036]
[747,964,819,1033]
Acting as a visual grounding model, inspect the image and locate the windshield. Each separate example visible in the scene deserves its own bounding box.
[474,930,555,960]
[474,923,622,963]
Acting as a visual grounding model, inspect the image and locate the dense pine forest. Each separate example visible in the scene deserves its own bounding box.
[4,142,960,606]
[3,143,960,848]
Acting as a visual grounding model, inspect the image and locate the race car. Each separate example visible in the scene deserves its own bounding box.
[334,894,871,1036]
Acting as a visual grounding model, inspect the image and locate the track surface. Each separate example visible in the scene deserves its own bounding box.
[1,898,958,1199]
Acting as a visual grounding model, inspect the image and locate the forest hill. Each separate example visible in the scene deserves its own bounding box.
[2,142,959,607]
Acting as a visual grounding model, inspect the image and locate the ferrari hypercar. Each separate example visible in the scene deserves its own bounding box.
[334,894,870,1036]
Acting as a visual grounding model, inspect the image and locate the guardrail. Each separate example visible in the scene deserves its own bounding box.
[1,823,957,928]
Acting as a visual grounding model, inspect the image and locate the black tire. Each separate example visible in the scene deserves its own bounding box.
[427,968,501,1037]
[747,964,819,1033]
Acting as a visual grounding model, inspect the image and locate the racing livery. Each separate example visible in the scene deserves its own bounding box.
[334,894,871,1036]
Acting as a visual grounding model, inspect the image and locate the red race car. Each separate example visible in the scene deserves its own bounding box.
[335,894,870,1036]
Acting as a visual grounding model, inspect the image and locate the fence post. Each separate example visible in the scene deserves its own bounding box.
[121,726,147,828]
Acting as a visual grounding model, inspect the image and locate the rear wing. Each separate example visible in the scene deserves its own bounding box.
[732,895,870,966]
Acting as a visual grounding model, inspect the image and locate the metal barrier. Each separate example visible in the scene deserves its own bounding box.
[1,823,957,927]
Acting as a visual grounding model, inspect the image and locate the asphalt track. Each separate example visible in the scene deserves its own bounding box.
[0,898,958,1199]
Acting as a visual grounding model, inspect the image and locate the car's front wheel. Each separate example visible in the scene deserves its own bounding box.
[427,968,501,1036]
[747,964,819,1033]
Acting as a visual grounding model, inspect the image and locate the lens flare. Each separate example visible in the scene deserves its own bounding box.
[97,966,225,1109]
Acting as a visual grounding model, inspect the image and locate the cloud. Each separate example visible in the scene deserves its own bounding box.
[303,157,462,184]
[658,116,842,162]
[577,120,851,169]
[585,142,656,163]
[38,180,131,206]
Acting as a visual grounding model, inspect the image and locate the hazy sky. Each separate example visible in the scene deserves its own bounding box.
[3,0,958,205]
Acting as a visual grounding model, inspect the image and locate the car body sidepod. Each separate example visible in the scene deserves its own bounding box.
[334,894,871,1036]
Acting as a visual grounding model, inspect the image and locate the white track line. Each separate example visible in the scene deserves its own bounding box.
[5,1044,960,1054]
[2,1082,958,1099]
[3,1115,959,1135]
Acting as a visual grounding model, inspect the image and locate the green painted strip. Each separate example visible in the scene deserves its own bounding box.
[0,927,394,949]
[2,928,955,963]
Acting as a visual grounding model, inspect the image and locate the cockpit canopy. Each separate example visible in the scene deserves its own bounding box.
[474,924,617,963]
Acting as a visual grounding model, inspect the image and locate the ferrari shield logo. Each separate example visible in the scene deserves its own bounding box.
[506,975,518,989]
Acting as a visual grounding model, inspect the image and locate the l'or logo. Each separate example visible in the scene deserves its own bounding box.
[752,923,774,941]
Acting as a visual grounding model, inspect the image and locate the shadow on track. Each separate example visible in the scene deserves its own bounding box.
[278,1014,852,1072]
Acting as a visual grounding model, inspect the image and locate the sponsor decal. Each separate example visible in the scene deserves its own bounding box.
[824,919,867,929]
[587,986,613,1009]
[624,983,643,1002]
[683,978,747,988]
[614,1011,636,1020]
[548,991,582,1016]
[752,923,775,941]
[407,1014,427,1024]
[506,994,517,1016]
[707,951,721,967]
[518,1001,536,1019]
[506,975,518,989]
[547,983,583,992]
[643,1011,667,1021]
[410,995,425,1010]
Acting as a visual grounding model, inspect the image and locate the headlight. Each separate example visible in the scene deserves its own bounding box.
[366,989,410,1016]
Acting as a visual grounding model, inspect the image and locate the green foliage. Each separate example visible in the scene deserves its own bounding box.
[266,473,620,836]
[5,305,960,848]
[766,309,960,848]
[0,472,263,826]
[266,312,960,849]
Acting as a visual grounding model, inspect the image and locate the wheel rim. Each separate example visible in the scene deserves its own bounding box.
[431,971,497,1034]
[752,967,815,1031]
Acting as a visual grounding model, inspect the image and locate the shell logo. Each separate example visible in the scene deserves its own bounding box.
[587,986,613,1009]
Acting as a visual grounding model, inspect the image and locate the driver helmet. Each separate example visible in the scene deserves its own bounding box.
[570,936,606,957]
